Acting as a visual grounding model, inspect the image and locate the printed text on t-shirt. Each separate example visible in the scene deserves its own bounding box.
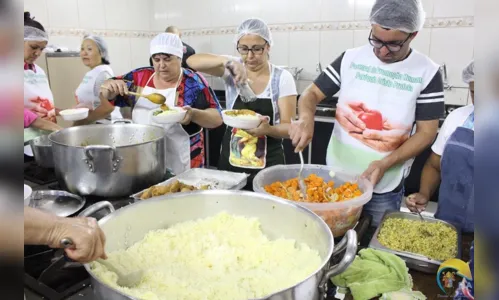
[350,62,424,92]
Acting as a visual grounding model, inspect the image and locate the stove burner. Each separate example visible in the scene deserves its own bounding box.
[24,189,135,299]
[24,245,90,300]
[24,162,57,185]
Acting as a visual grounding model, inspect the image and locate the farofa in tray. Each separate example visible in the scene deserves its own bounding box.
[377,218,458,261]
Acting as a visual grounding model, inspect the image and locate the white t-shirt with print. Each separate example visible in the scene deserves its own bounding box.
[315,45,445,193]
[432,104,474,156]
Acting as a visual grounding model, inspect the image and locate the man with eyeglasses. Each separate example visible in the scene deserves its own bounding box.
[289,0,444,229]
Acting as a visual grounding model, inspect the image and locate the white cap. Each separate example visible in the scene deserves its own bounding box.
[24,26,48,42]
[234,18,273,46]
[462,60,474,84]
[369,0,426,33]
[83,35,110,62]
[150,33,183,59]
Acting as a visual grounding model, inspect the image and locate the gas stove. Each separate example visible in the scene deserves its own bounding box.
[24,162,136,300]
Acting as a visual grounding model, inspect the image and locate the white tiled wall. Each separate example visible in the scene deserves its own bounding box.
[24,0,474,105]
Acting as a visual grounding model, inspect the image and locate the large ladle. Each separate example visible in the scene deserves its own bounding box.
[100,85,166,105]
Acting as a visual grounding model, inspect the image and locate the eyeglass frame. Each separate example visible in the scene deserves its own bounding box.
[368,30,414,53]
[236,42,268,55]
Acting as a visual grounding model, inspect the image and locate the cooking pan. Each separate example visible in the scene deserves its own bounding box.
[79,190,358,300]
[29,190,86,217]
[29,135,54,168]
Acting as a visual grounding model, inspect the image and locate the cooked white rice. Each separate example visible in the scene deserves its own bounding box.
[91,212,322,300]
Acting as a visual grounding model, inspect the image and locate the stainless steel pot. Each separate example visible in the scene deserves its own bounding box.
[49,124,169,197]
[81,191,357,300]
[29,135,54,168]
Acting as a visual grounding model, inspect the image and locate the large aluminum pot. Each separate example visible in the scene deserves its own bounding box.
[81,191,357,300]
[29,135,54,168]
[49,124,169,197]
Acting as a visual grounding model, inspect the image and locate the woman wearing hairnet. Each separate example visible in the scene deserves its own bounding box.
[289,0,444,228]
[23,12,61,156]
[187,18,298,190]
[95,33,222,175]
[74,35,121,124]
[406,61,475,233]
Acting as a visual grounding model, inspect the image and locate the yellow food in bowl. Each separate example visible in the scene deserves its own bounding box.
[91,212,322,299]
[153,109,179,116]
[224,109,259,120]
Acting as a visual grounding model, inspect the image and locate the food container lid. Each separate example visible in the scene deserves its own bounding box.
[29,190,86,217]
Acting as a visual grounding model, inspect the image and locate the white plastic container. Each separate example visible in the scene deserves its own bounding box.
[59,108,89,121]
[222,110,262,130]
[151,107,187,124]
[253,164,373,237]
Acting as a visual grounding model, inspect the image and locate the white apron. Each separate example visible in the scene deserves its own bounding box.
[75,65,122,124]
[24,64,55,156]
[131,71,192,175]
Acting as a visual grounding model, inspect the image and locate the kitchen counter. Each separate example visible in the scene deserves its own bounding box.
[343,233,474,300]
[25,233,473,300]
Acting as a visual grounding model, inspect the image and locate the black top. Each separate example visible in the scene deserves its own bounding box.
[182,42,196,70]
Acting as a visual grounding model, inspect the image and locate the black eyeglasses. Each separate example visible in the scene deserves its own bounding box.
[368,30,413,53]
[237,42,267,55]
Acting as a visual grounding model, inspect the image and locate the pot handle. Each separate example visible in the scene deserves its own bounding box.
[83,145,122,173]
[78,201,115,218]
[112,118,133,124]
[318,229,357,297]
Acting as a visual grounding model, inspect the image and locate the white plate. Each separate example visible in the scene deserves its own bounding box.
[151,107,187,124]
[24,184,32,206]
[59,108,89,121]
[222,110,262,130]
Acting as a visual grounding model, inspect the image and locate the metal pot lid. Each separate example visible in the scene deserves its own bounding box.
[29,190,86,217]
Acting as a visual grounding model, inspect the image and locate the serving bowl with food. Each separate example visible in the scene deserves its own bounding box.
[369,211,461,273]
[253,165,373,237]
[59,108,89,121]
[80,191,358,300]
[222,109,263,130]
[151,104,186,124]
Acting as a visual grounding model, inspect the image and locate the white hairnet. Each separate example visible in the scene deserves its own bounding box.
[234,18,273,46]
[83,35,110,62]
[24,26,48,42]
[369,0,426,33]
[150,33,183,59]
[462,60,475,84]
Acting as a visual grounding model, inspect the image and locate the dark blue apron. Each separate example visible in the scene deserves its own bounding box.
[435,112,474,232]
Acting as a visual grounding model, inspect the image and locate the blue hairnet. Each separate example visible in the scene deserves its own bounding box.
[462,60,474,84]
[83,35,110,62]
[234,18,273,46]
[369,0,426,33]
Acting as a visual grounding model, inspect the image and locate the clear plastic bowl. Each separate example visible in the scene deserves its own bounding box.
[253,164,373,237]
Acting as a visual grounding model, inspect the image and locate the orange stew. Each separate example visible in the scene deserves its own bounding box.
[264,174,362,203]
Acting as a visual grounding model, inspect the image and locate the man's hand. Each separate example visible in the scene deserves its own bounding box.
[48,217,107,263]
[289,117,315,153]
[406,193,430,212]
[335,102,368,133]
[246,116,271,137]
[362,159,389,186]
